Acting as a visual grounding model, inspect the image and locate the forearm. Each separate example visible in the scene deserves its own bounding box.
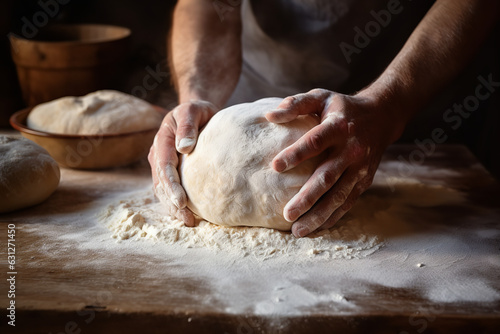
[358,0,500,142]
[169,0,242,108]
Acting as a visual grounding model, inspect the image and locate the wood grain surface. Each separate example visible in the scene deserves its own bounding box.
[0,142,499,334]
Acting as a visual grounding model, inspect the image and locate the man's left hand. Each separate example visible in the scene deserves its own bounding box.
[266,88,403,237]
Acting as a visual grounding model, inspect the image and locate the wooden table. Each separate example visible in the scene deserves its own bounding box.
[1,143,499,334]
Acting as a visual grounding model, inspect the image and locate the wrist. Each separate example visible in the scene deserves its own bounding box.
[178,87,227,110]
[178,89,208,106]
[354,85,409,145]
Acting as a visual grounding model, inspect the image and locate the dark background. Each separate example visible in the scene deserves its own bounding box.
[1,0,499,178]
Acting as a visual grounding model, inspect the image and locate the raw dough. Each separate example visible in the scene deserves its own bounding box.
[0,136,60,213]
[179,97,322,231]
[27,90,163,135]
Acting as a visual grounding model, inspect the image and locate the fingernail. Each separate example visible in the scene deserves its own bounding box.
[177,137,196,151]
[292,225,308,238]
[273,159,288,172]
[268,108,285,114]
[181,210,195,227]
[170,195,181,209]
[284,208,300,222]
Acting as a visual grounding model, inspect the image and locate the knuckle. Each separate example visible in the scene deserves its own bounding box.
[177,123,194,133]
[147,149,154,163]
[350,140,369,161]
[357,167,369,179]
[340,196,357,212]
[282,95,299,107]
[309,88,332,102]
[307,211,326,229]
[173,102,205,119]
[336,93,352,105]
[318,169,337,189]
[171,105,184,118]
[309,88,326,95]
[320,218,337,231]
[301,194,317,210]
[285,93,309,106]
[157,161,171,177]
[331,189,349,205]
[358,175,374,192]
[307,133,325,151]
[152,133,159,145]
[310,217,323,229]
[327,94,347,110]
[284,148,303,167]
[186,103,203,117]
[329,116,349,136]
[199,101,218,113]
[165,161,178,174]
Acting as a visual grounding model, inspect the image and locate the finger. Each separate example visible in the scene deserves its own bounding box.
[174,102,216,154]
[166,200,195,227]
[291,168,361,238]
[283,152,347,222]
[155,183,195,227]
[148,146,159,188]
[272,119,338,172]
[153,125,188,209]
[157,161,187,209]
[317,181,366,231]
[177,207,195,227]
[265,89,331,123]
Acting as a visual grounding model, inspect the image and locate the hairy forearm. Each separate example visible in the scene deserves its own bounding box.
[358,0,499,141]
[169,0,242,108]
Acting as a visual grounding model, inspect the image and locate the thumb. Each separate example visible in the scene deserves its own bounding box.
[174,101,217,154]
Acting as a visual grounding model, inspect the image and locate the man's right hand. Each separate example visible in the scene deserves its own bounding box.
[148,100,218,226]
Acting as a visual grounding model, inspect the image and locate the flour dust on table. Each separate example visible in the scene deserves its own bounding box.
[100,176,464,261]
[9,150,498,317]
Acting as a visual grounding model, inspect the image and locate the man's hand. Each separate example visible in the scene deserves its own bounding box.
[266,89,403,238]
[159,0,241,224]
[148,100,217,226]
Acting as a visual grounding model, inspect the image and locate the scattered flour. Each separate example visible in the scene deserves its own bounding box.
[100,189,382,260]
[99,177,465,261]
[8,160,499,319]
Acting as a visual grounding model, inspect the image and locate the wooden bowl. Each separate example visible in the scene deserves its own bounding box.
[9,107,165,169]
[9,24,131,106]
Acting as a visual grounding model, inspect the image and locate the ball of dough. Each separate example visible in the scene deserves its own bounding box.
[27,90,163,135]
[179,97,322,231]
[0,136,60,213]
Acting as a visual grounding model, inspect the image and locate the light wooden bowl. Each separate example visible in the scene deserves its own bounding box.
[9,24,131,106]
[9,107,165,170]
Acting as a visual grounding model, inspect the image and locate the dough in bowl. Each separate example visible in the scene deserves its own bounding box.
[27,90,163,135]
[0,136,60,213]
[179,97,322,231]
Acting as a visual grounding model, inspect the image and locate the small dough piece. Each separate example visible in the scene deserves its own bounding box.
[0,136,60,213]
[179,97,322,231]
[27,90,163,135]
